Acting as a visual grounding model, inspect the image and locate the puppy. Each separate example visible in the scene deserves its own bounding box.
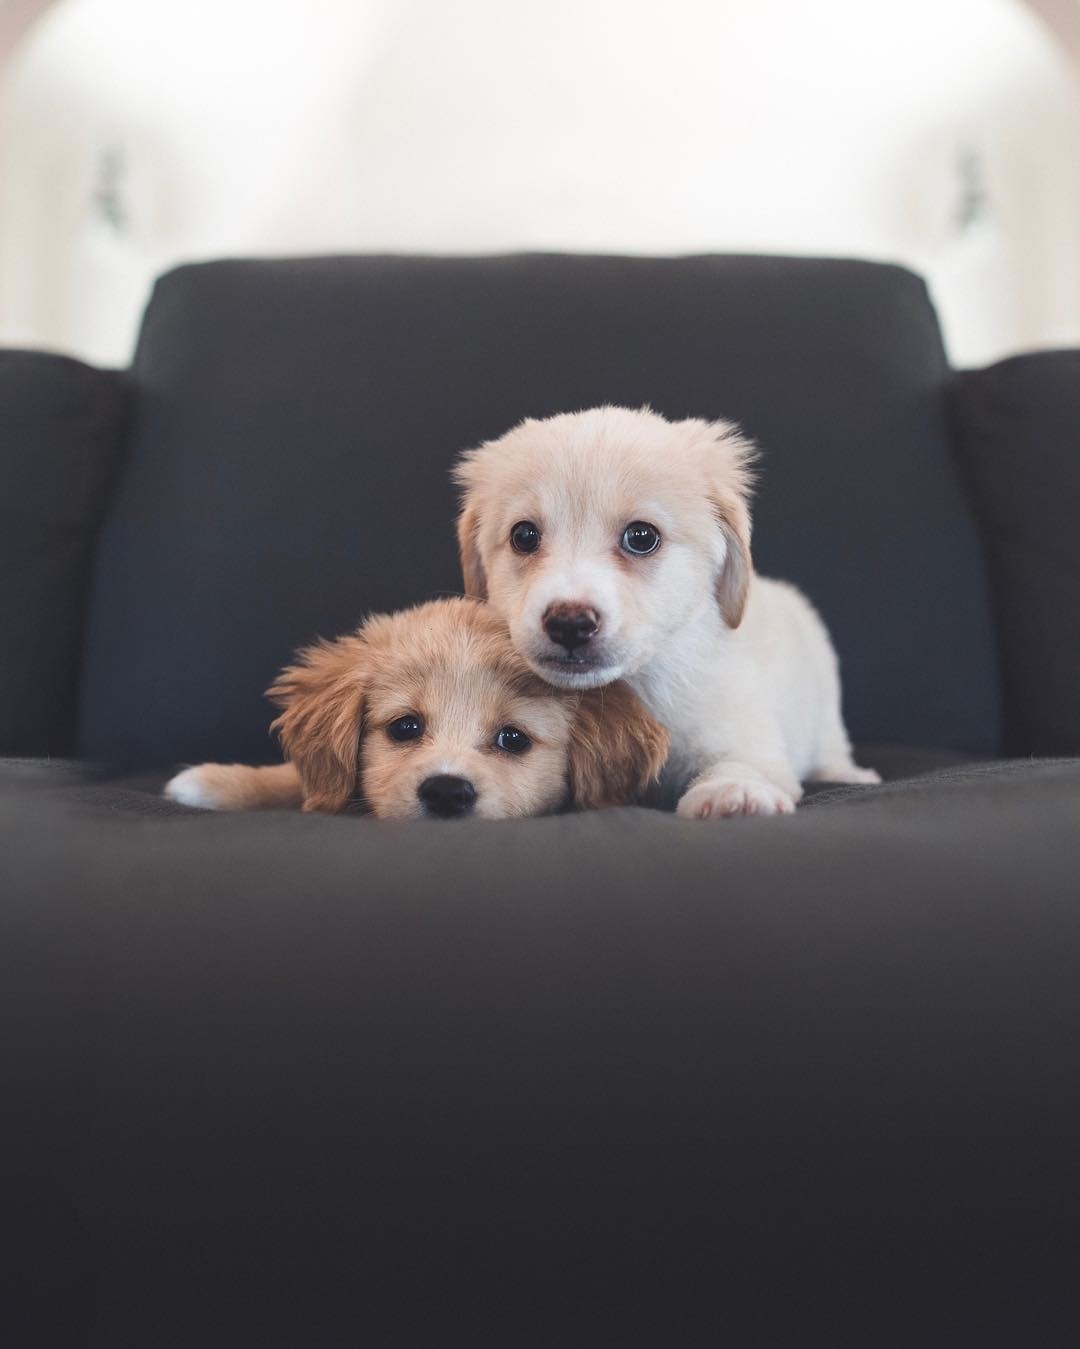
[454,406,879,819]
[165,598,668,820]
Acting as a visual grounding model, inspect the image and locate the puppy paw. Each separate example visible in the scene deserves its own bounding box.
[676,777,797,820]
[812,762,881,785]
[164,765,225,809]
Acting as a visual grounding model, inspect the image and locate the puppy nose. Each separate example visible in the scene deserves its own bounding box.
[543,604,599,652]
[418,774,477,818]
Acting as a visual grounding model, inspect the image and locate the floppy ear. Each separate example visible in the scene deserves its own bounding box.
[266,634,370,813]
[566,683,670,810]
[456,502,488,600]
[679,417,755,629]
[711,488,753,629]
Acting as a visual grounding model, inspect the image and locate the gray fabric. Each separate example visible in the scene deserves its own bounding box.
[9,251,1078,1344]
[6,756,1080,1346]
[0,351,129,755]
[950,351,1080,755]
[77,254,1001,767]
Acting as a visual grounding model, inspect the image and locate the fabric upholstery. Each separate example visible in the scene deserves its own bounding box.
[0,352,128,755]
[6,755,1080,1347]
[950,351,1080,755]
[77,254,1001,768]
[7,253,1080,1346]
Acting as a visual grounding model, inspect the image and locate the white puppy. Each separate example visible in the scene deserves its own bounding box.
[454,406,879,819]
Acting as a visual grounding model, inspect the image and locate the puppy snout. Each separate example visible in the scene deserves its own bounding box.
[418,774,477,819]
[543,603,600,652]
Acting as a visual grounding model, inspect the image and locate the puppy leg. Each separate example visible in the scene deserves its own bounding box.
[165,762,303,811]
[676,758,802,820]
[807,761,881,785]
[807,698,880,785]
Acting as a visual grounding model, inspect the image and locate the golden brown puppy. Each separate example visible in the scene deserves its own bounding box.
[165,598,668,820]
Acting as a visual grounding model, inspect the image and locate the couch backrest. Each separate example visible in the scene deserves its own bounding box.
[0,352,128,757]
[77,254,1001,767]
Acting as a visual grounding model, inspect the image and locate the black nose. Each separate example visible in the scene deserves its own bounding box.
[418,774,477,818]
[543,604,599,652]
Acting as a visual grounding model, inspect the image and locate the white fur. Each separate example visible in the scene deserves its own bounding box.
[455,406,879,819]
[164,762,304,811]
[641,575,872,816]
[165,766,222,809]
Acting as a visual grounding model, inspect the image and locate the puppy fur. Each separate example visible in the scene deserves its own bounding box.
[455,406,879,819]
[165,598,668,820]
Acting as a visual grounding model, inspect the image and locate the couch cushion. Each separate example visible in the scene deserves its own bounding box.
[0,351,128,755]
[950,351,1080,756]
[6,756,1079,1345]
[77,255,1000,768]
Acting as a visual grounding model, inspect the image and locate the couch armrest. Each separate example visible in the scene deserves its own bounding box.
[949,350,1080,756]
[0,351,130,756]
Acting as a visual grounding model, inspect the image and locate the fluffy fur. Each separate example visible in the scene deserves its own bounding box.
[454,406,879,818]
[165,598,668,820]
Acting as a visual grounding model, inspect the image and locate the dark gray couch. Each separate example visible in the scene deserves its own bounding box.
[4,255,1079,1346]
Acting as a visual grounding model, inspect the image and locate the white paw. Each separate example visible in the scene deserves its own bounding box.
[813,762,881,785]
[676,777,797,820]
[164,765,221,809]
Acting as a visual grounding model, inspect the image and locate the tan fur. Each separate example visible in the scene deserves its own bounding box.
[166,761,303,811]
[710,491,753,628]
[567,683,670,809]
[456,503,487,600]
[268,634,371,812]
[689,416,757,629]
[165,598,668,820]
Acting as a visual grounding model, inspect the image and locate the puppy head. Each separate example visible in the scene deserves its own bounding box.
[268,598,667,819]
[454,406,755,688]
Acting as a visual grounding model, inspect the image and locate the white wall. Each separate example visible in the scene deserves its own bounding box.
[1,0,1078,366]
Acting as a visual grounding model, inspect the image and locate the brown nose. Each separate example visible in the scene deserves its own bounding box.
[543,603,600,653]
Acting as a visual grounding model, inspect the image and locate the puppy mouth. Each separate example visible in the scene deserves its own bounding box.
[533,652,623,688]
[539,652,599,670]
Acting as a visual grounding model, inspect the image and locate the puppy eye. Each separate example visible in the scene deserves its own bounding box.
[621,521,661,556]
[510,520,541,554]
[387,714,424,743]
[494,726,532,755]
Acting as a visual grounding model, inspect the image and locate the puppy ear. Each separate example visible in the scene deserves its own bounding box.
[567,683,670,810]
[266,634,369,813]
[456,502,488,600]
[711,488,753,629]
[696,419,756,629]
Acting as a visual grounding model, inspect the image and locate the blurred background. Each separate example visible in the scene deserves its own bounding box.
[1,0,1078,368]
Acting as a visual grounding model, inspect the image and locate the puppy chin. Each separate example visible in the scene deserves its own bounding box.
[527,651,627,689]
